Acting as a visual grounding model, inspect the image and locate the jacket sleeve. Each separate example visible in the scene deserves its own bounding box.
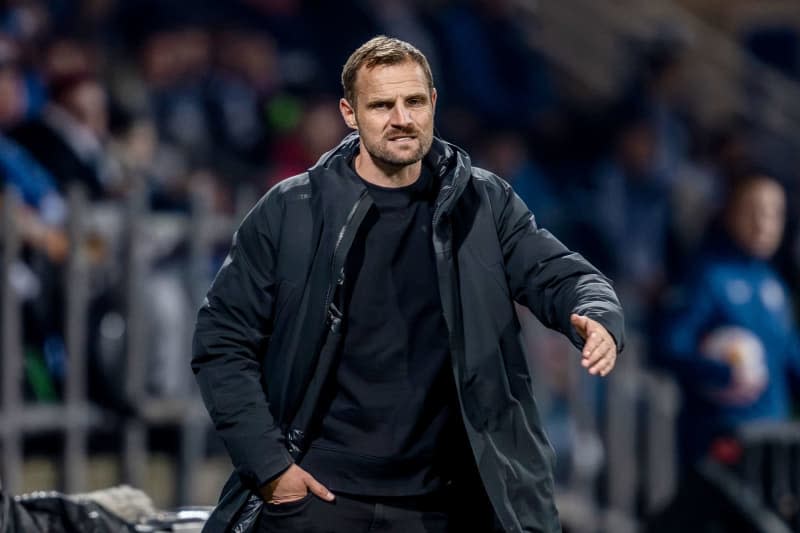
[191,195,293,489]
[493,181,625,352]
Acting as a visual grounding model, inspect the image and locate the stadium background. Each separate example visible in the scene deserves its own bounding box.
[1,0,800,531]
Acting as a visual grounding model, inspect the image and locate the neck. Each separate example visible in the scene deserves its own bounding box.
[354,150,421,188]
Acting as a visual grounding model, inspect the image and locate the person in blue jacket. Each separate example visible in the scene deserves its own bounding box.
[659,170,800,464]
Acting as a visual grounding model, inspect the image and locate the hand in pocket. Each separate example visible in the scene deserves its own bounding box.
[259,464,335,505]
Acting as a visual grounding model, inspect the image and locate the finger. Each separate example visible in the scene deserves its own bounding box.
[580,330,603,356]
[587,357,610,376]
[588,360,609,376]
[587,345,613,373]
[590,351,616,376]
[268,490,308,504]
[304,473,335,501]
[593,355,615,375]
[581,334,607,366]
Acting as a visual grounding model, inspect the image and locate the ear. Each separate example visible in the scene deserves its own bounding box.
[431,87,437,112]
[339,98,358,130]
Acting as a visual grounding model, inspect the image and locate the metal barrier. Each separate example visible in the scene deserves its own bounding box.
[1,187,23,493]
[0,185,234,506]
[1,187,108,495]
[736,421,800,530]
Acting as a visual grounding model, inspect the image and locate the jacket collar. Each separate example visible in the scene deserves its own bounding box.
[308,131,472,213]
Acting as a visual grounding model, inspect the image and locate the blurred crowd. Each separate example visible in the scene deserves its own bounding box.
[2,0,800,523]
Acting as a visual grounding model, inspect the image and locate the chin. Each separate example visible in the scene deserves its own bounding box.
[378,150,424,167]
[750,245,778,259]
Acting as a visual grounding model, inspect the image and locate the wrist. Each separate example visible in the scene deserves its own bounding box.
[259,463,293,494]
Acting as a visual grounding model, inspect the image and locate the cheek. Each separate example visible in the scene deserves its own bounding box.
[419,111,434,124]
[766,220,784,241]
[365,117,388,134]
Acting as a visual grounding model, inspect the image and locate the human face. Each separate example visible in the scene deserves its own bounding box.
[727,178,786,259]
[64,81,108,139]
[0,65,25,127]
[340,61,436,176]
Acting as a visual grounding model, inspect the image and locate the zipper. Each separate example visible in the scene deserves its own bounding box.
[286,189,372,455]
[432,184,454,227]
[430,181,462,357]
[322,189,371,329]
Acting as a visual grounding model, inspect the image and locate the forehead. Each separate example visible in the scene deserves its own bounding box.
[736,180,785,209]
[354,61,429,100]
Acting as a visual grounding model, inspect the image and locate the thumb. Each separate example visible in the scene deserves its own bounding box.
[303,472,335,501]
[571,313,589,339]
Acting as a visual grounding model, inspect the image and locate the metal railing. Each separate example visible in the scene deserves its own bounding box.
[0,185,238,506]
[1,188,23,493]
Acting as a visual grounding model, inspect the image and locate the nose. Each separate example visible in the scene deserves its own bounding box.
[389,103,412,127]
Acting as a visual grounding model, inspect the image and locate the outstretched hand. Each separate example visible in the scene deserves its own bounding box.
[571,314,617,377]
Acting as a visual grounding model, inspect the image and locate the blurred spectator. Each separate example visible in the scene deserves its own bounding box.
[265,97,347,188]
[665,119,756,280]
[9,70,123,199]
[658,171,800,466]
[433,0,555,132]
[588,113,671,325]
[141,26,214,162]
[362,0,443,85]
[206,28,276,177]
[302,0,382,92]
[0,32,66,227]
[623,37,693,184]
[42,37,100,80]
[474,130,564,233]
[0,30,68,403]
[0,34,26,126]
[0,0,51,74]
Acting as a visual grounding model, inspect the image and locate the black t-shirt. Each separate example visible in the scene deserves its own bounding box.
[300,160,462,496]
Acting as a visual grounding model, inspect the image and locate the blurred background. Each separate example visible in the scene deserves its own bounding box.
[1,0,800,531]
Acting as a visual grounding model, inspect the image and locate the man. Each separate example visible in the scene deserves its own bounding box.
[192,36,624,533]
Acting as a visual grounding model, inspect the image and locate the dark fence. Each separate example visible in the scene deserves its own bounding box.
[0,184,230,506]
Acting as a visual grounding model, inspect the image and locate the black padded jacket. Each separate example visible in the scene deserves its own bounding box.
[191,133,625,533]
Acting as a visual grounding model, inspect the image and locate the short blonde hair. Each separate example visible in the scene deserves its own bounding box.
[341,35,434,105]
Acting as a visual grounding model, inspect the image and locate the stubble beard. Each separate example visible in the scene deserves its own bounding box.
[363,131,433,169]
